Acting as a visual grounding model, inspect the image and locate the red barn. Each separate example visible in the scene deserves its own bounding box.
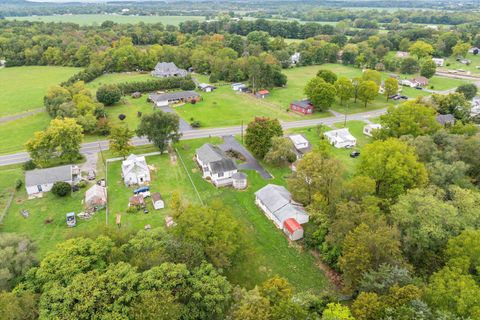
[290,100,314,115]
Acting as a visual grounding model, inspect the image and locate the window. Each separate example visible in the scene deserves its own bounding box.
[218,172,224,177]
[37,185,42,192]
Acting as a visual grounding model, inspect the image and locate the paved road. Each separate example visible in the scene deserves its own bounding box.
[0,108,387,167]
[220,135,272,179]
[0,108,45,124]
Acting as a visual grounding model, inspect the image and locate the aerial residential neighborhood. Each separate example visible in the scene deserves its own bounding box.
[1,0,480,318]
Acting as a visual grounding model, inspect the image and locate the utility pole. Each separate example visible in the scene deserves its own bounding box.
[241,120,244,144]
[343,104,348,127]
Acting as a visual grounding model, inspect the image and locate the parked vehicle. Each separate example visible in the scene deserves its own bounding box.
[66,212,76,227]
[134,186,149,194]
[350,150,361,158]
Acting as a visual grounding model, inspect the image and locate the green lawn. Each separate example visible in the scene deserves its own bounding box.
[286,120,371,177]
[6,15,205,26]
[0,112,51,155]
[86,72,154,93]
[0,66,81,117]
[440,53,480,75]
[175,85,315,128]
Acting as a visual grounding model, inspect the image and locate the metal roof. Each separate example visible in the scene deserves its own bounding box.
[149,91,199,102]
[25,165,72,187]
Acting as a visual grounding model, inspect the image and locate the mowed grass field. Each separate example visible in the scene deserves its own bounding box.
[7,14,205,26]
[0,66,81,116]
[86,72,153,92]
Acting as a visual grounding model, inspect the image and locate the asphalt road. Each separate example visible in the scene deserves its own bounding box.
[0,108,387,167]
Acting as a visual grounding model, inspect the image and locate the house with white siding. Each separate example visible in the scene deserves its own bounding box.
[196,144,238,187]
[25,165,74,197]
[122,154,151,186]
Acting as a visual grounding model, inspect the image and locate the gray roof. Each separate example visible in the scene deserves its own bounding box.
[291,100,312,109]
[25,165,72,187]
[255,184,308,223]
[232,172,247,180]
[151,62,188,77]
[152,192,163,202]
[196,144,237,174]
[149,91,199,102]
[436,114,456,125]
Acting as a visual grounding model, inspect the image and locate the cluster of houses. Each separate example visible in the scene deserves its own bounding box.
[231,83,270,98]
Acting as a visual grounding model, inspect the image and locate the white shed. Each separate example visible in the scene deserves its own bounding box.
[151,192,164,210]
[363,124,382,137]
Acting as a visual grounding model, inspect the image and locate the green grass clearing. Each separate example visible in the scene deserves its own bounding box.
[0,66,81,117]
[86,72,154,93]
[6,15,205,26]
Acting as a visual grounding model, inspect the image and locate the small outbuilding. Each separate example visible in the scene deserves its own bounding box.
[129,195,145,208]
[151,192,165,210]
[290,100,314,115]
[289,134,311,159]
[84,184,107,211]
[198,83,216,92]
[283,218,304,241]
[131,92,142,99]
[324,128,357,149]
[363,124,382,137]
[412,76,429,87]
[232,172,247,190]
[256,90,270,99]
[432,58,445,67]
[231,83,247,91]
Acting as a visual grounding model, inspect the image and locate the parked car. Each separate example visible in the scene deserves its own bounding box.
[134,186,149,194]
[66,212,76,227]
[350,150,361,158]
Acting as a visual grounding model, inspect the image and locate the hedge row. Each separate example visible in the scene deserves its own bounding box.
[61,66,104,86]
[118,76,196,94]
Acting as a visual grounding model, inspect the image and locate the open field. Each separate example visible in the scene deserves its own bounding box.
[175,85,327,128]
[6,14,205,26]
[86,72,153,92]
[440,53,480,75]
[0,66,81,117]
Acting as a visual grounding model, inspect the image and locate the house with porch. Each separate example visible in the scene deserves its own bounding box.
[121,154,151,186]
[25,165,75,197]
[196,143,238,187]
[148,91,200,107]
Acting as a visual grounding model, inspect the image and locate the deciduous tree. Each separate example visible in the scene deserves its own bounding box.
[384,77,398,100]
[358,80,378,108]
[305,77,337,111]
[136,111,181,153]
[245,117,283,159]
[109,125,134,159]
[334,77,354,105]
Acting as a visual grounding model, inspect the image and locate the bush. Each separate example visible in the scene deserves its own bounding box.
[95,117,111,136]
[190,120,201,128]
[23,160,36,171]
[77,180,87,188]
[15,179,23,191]
[96,84,122,106]
[191,100,197,105]
[118,114,126,121]
[51,182,71,197]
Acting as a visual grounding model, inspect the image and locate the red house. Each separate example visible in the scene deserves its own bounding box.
[290,100,314,115]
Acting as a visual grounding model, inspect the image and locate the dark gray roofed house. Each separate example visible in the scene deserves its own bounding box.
[436,114,456,127]
[151,62,188,78]
[148,91,200,107]
[25,165,73,196]
[196,144,238,187]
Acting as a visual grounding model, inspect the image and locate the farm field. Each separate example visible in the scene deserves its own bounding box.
[6,14,205,26]
[0,66,81,117]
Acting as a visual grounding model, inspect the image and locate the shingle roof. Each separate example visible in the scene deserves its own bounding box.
[122,154,149,176]
[196,143,237,174]
[151,62,188,77]
[232,172,247,180]
[149,91,199,102]
[25,165,72,187]
[291,100,312,109]
[436,114,455,125]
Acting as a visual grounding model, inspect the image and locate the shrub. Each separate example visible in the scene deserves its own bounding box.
[118,114,126,121]
[190,120,201,128]
[191,99,197,105]
[95,117,111,136]
[15,179,23,191]
[77,180,87,188]
[23,160,36,171]
[51,182,71,197]
[96,84,122,106]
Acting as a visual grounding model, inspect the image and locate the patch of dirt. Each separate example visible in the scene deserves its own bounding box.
[310,250,343,291]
